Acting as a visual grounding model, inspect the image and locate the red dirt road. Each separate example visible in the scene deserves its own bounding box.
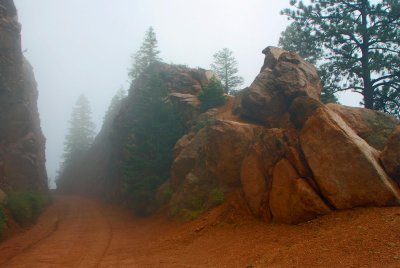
[1,196,400,267]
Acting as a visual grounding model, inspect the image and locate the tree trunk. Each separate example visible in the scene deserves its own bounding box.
[360,0,374,109]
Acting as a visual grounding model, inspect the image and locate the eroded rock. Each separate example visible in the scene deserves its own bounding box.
[269,159,331,224]
[236,46,321,127]
[300,107,400,209]
[327,104,399,150]
[380,126,400,185]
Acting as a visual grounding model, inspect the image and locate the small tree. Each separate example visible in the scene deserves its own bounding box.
[60,95,95,171]
[211,48,244,94]
[198,76,227,111]
[282,0,400,116]
[129,27,162,81]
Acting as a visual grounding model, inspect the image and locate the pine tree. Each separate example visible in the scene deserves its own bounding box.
[129,27,162,81]
[211,48,244,94]
[123,72,184,215]
[198,76,227,111]
[61,95,95,171]
[282,0,400,116]
[103,87,126,124]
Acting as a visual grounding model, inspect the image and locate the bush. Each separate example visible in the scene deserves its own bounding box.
[198,77,227,112]
[7,192,49,225]
[0,207,7,237]
[210,187,225,206]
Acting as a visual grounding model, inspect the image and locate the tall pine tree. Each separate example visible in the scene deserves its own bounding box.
[282,0,400,116]
[60,95,95,171]
[129,27,162,81]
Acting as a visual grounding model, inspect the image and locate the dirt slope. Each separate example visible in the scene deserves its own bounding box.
[0,196,399,267]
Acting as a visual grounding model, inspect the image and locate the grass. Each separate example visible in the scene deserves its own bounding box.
[6,192,50,225]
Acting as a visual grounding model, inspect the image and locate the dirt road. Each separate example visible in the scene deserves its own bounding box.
[1,196,400,267]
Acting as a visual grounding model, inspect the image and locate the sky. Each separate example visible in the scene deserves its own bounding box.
[14,0,361,187]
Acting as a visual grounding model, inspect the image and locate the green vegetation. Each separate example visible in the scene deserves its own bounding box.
[6,192,49,225]
[198,77,227,112]
[210,187,225,206]
[129,26,162,81]
[281,0,400,117]
[123,72,185,215]
[168,186,225,221]
[0,207,7,237]
[211,48,244,94]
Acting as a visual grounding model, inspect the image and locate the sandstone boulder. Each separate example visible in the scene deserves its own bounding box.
[300,107,400,209]
[236,46,321,127]
[380,126,400,185]
[269,159,331,224]
[171,120,262,189]
[327,104,399,150]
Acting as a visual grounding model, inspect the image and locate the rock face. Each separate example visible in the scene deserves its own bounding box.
[300,106,400,209]
[0,0,47,192]
[380,126,400,185]
[269,159,330,224]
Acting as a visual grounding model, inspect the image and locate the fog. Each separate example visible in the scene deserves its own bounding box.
[14,0,361,187]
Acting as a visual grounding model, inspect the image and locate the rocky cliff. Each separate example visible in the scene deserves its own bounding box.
[0,0,47,192]
[59,46,400,224]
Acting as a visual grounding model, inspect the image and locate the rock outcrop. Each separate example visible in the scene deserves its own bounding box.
[0,0,47,192]
[166,46,400,224]
[60,45,400,224]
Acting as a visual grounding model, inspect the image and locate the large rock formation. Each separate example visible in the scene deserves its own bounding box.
[166,47,400,224]
[60,46,400,224]
[0,0,47,192]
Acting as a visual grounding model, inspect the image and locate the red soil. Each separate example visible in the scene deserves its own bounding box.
[0,195,399,267]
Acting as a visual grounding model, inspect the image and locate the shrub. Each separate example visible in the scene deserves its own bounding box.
[210,187,225,206]
[7,192,49,225]
[0,207,7,237]
[198,77,227,112]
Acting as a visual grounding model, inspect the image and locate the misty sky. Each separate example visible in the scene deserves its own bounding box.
[14,0,361,187]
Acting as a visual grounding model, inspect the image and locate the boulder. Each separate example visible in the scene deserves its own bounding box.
[300,107,400,209]
[171,120,263,189]
[327,104,399,150]
[380,126,400,185]
[269,159,331,224]
[237,46,321,127]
